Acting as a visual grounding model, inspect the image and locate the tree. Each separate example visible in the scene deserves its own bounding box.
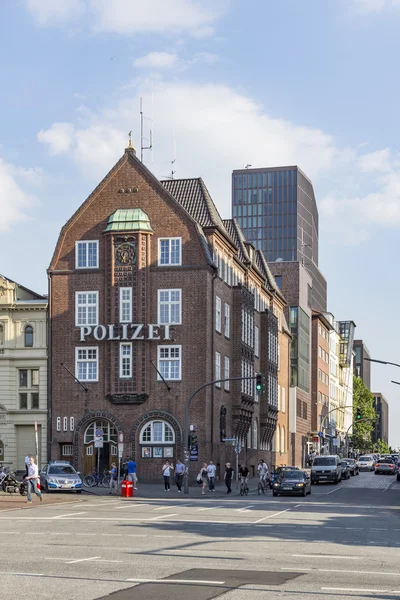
[373,439,390,455]
[350,376,376,453]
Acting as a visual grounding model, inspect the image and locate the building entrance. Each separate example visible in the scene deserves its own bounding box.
[83,420,118,475]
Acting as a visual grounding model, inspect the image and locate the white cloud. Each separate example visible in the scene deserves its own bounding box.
[134,52,178,70]
[37,123,75,155]
[25,0,225,37]
[350,0,400,13]
[357,148,393,172]
[25,0,83,25]
[0,159,40,232]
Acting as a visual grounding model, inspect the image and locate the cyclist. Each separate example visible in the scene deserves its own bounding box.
[239,464,249,483]
[257,459,269,490]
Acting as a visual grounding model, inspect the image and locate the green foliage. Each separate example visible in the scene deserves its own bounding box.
[350,376,376,452]
[373,439,390,455]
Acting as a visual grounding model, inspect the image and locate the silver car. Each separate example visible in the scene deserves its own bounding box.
[358,455,375,471]
[375,458,396,475]
[40,461,83,493]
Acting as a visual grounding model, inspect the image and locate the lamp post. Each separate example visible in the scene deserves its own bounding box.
[364,358,400,369]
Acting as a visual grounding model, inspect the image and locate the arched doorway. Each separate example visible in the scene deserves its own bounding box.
[0,440,4,463]
[83,420,118,474]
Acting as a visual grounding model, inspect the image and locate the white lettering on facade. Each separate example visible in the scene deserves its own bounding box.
[80,326,92,342]
[121,324,129,340]
[130,324,144,340]
[108,324,120,340]
[93,325,107,340]
[79,324,171,342]
[148,324,160,340]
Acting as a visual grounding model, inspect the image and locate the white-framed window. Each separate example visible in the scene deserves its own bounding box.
[75,240,99,269]
[254,326,259,357]
[252,419,258,449]
[70,417,75,431]
[86,446,93,456]
[84,421,117,444]
[140,420,175,444]
[224,303,230,338]
[215,352,221,387]
[75,292,98,327]
[158,289,182,325]
[216,296,222,333]
[119,287,132,323]
[281,387,286,413]
[62,445,73,456]
[120,343,132,378]
[63,417,68,431]
[56,417,61,432]
[75,347,98,382]
[224,356,230,391]
[111,446,118,456]
[158,237,182,266]
[157,345,181,381]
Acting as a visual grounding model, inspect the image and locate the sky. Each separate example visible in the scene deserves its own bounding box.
[1,0,400,446]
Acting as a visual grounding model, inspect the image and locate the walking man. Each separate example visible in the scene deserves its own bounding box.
[24,453,31,477]
[126,457,138,490]
[25,456,43,504]
[174,459,184,492]
[224,462,234,494]
[207,460,216,491]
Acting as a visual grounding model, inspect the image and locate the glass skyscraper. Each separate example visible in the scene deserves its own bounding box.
[232,166,327,311]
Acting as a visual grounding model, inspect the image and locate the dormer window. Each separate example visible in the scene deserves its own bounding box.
[24,325,33,348]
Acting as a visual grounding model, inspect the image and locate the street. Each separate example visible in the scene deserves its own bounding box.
[1,472,400,599]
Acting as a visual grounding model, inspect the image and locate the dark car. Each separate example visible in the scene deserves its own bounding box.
[272,469,311,497]
[269,465,299,488]
[342,459,359,476]
[340,461,351,480]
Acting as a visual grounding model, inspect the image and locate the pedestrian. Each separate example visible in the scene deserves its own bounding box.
[198,463,208,495]
[207,460,216,491]
[109,462,118,495]
[162,460,172,491]
[126,457,138,490]
[24,453,31,477]
[174,459,184,492]
[224,462,234,494]
[25,456,43,504]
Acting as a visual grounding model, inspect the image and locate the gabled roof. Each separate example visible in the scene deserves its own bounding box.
[222,219,250,264]
[255,250,286,302]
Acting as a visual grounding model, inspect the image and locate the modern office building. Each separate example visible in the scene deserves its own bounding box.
[353,339,371,390]
[372,393,389,445]
[232,166,327,311]
[48,144,288,482]
[0,275,48,471]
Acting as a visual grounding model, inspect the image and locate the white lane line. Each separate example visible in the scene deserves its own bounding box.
[115,503,149,510]
[52,512,87,519]
[198,506,224,511]
[76,533,96,537]
[152,505,179,511]
[66,556,101,564]
[345,527,364,530]
[370,528,387,531]
[148,514,178,520]
[292,555,360,560]
[325,488,341,495]
[126,578,225,585]
[324,526,340,529]
[236,506,254,512]
[254,508,292,524]
[50,533,71,536]
[92,559,123,563]
[101,533,122,537]
[322,588,398,594]
[282,567,400,577]
[26,532,46,535]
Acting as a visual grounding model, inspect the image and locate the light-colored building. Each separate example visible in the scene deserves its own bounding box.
[0,275,47,471]
[273,303,291,467]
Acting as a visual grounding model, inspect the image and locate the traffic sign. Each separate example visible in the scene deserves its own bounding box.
[95,428,103,438]
[118,443,124,458]
[118,432,124,443]
[318,432,323,438]
[94,439,103,448]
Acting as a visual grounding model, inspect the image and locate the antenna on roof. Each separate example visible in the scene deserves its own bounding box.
[140,97,153,163]
[245,164,252,169]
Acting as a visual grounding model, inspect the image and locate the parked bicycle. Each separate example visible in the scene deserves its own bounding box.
[239,478,249,496]
[83,470,111,488]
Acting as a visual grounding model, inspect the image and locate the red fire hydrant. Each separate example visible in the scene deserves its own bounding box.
[121,480,133,498]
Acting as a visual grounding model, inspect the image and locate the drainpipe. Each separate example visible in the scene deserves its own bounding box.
[47,272,52,464]
[210,265,218,462]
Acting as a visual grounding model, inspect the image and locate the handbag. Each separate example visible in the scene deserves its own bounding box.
[196,474,202,484]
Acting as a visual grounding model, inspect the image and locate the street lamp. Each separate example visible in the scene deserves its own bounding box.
[392,381,400,386]
[364,358,400,369]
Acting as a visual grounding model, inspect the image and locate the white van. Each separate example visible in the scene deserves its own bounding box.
[311,455,342,484]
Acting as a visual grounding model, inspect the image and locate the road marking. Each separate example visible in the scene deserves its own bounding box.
[236,506,254,512]
[126,578,225,585]
[26,532,46,535]
[325,488,340,495]
[324,526,340,529]
[254,508,292,524]
[76,533,96,536]
[282,567,400,577]
[292,555,360,560]
[115,503,149,510]
[321,588,399,594]
[66,556,101,564]
[101,533,122,537]
[148,514,178,520]
[52,512,87,519]
[345,527,364,530]
[370,528,387,531]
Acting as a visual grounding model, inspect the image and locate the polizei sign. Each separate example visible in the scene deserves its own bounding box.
[79,324,172,342]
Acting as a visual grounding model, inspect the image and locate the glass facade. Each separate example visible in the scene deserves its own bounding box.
[289,306,310,393]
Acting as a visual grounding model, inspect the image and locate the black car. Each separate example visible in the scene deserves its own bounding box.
[272,469,311,497]
[342,459,359,476]
[269,465,299,488]
[340,461,351,480]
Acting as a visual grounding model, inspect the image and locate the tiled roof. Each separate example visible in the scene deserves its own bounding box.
[256,250,285,298]
[222,219,249,264]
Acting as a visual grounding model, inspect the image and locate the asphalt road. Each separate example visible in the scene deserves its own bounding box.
[1,471,400,600]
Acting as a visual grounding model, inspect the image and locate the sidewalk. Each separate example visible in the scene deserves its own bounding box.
[83,478,260,499]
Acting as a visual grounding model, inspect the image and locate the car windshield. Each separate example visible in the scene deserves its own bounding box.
[313,457,336,466]
[359,457,372,462]
[281,471,304,479]
[377,459,393,464]
[345,460,355,464]
[341,462,348,467]
[48,466,76,475]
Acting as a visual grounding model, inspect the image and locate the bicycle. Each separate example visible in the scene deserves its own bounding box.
[257,476,268,495]
[239,478,249,496]
[83,470,111,488]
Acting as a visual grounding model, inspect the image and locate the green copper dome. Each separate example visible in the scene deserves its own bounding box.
[105,208,153,233]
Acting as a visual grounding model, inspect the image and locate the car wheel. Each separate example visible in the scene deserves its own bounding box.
[76,490,82,494]
[272,490,278,497]
[302,488,307,497]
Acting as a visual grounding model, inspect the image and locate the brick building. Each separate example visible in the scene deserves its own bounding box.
[48,146,287,482]
[311,312,332,454]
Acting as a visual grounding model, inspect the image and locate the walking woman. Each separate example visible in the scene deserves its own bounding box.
[162,460,172,491]
[199,462,208,495]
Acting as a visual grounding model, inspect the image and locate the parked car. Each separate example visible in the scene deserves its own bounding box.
[269,465,300,488]
[272,469,311,497]
[342,458,359,476]
[375,458,396,475]
[311,455,342,484]
[40,460,83,493]
[340,461,351,480]
[358,455,375,471]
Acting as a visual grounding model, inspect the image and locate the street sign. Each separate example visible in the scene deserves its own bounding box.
[95,428,103,438]
[118,442,124,458]
[94,439,104,448]
[318,432,323,438]
[189,444,198,461]
[118,432,124,443]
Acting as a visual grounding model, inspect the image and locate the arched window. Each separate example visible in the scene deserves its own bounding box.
[140,420,175,444]
[275,425,281,453]
[84,420,118,444]
[281,426,285,453]
[0,324,3,345]
[24,325,33,347]
[252,419,258,449]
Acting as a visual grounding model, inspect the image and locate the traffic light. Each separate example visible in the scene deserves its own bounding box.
[356,408,362,421]
[256,373,265,395]
[189,426,198,449]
